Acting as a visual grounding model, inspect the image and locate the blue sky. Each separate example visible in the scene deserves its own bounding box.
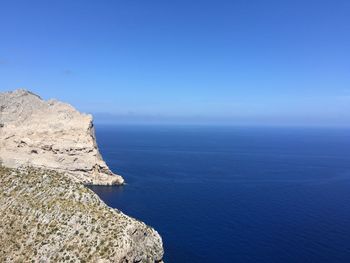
[0,0,349,125]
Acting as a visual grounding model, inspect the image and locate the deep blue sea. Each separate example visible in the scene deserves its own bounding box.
[90,125,350,263]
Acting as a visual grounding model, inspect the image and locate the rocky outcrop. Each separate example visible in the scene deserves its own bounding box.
[0,166,164,262]
[0,89,164,262]
[0,89,124,185]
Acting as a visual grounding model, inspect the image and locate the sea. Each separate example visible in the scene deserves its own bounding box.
[89,125,350,263]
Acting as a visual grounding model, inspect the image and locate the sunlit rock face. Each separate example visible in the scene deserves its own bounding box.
[0,89,124,185]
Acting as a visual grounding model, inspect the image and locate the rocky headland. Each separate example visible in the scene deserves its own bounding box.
[0,89,164,262]
[0,89,123,185]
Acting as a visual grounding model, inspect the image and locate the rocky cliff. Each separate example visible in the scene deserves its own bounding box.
[0,166,164,262]
[0,89,164,262]
[0,89,123,185]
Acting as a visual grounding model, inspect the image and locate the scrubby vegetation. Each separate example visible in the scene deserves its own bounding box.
[0,166,163,262]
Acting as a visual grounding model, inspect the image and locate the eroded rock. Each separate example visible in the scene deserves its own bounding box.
[0,89,124,185]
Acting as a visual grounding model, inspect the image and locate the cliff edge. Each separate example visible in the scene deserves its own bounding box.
[0,89,164,262]
[0,89,124,185]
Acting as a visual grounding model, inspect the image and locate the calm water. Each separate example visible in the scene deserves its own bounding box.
[90,125,350,263]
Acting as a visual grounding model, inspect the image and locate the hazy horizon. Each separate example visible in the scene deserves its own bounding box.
[1,0,349,126]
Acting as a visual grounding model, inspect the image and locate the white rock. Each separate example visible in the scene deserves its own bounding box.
[0,89,124,185]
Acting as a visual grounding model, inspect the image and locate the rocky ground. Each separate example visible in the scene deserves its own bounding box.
[0,166,163,263]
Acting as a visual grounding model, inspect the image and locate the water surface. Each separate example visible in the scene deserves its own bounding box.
[90,125,350,263]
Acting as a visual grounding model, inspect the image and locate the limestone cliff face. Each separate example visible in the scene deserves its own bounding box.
[0,89,124,185]
[0,89,164,262]
[0,166,164,262]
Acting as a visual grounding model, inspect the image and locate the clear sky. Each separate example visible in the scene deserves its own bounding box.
[0,0,349,126]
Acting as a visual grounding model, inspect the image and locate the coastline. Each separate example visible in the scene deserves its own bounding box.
[0,89,164,262]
